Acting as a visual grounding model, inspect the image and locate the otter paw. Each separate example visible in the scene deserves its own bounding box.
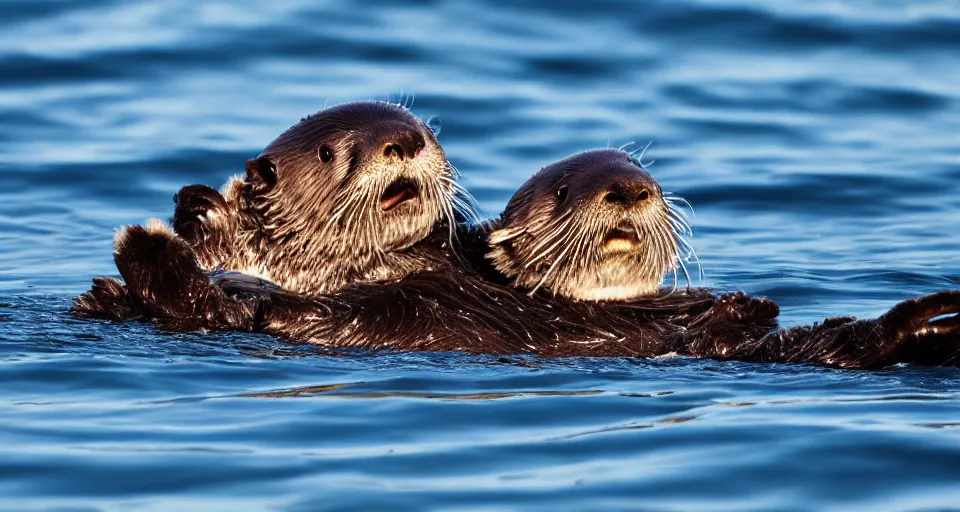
[882,290,960,340]
[171,184,228,243]
[715,292,780,323]
[875,290,960,366]
[113,222,210,318]
[70,277,138,321]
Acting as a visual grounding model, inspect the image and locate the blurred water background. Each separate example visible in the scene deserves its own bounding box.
[1,0,959,510]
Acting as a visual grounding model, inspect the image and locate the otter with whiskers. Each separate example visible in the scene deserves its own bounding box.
[99,148,960,368]
[71,100,477,324]
[484,148,698,300]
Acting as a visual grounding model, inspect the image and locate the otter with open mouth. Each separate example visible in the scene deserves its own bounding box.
[483,148,698,301]
[93,148,960,368]
[71,100,476,322]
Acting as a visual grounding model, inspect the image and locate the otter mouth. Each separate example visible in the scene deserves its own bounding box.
[603,223,640,252]
[380,178,420,212]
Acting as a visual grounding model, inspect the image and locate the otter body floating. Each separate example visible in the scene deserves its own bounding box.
[74,148,960,369]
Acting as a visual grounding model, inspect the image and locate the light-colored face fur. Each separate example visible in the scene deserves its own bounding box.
[487,148,696,301]
[232,101,473,293]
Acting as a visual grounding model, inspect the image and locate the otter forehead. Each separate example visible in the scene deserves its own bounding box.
[262,101,433,160]
[503,148,662,222]
[538,148,659,191]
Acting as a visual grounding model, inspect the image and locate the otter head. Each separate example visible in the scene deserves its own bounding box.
[243,101,470,278]
[487,148,696,301]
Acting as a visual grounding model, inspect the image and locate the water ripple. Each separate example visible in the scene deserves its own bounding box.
[1,0,960,509]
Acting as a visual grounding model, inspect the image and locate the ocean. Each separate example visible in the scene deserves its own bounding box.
[1,1,959,509]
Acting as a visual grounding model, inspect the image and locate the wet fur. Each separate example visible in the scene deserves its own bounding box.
[86,225,960,368]
[487,149,696,300]
[172,100,468,294]
[257,270,960,368]
[72,100,475,322]
[72,146,960,368]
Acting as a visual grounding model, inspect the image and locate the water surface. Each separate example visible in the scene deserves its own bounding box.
[1,0,959,510]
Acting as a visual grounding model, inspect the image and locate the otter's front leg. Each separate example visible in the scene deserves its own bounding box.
[113,221,256,332]
[732,291,960,368]
[171,184,235,269]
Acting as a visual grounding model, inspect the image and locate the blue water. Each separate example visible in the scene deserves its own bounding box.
[2,1,960,509]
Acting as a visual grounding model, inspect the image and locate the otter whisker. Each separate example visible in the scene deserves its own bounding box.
[659,201,702,284]
[631,141,655,167]
[676,251,692,288]
[523,220,574,269]
[421,169,459,251]
[529,233,577,296]
[669,215,693,240]
[666,215,693,242]
[523,211,575,269]
[669,261,679,293]
[438,177,460,249]
[453,193,480,220]
[664,204,692,232]
[432,173,459,251]
[525,219,577,269]
[451,196,480,225]
[525,226,576,270]
[666,215,693,239]
[668,222,702,283]
[443,166,482,225]
[665,195,695,218]
[640,216,678,291]
[446,162,464,180]
[678,238,704,282]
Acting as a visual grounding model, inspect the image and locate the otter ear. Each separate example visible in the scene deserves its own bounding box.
[488,226,527,247]
[245,156,277,189]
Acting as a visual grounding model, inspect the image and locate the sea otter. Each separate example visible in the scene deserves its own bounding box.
[95,148,960,368]
[72,100,477,321]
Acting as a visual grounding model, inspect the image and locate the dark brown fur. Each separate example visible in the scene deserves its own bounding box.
[76,148,960,369]
[259,271,960,368]
[173,100,467,295]
[486,149,694,300]
[90,225,960,368]
[72,100,476,321]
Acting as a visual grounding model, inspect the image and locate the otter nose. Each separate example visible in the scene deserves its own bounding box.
[381,129,426,161]
[603,181,651,207]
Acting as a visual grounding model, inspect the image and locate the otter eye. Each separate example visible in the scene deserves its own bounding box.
[318,145,334,163]
[556,185,569,202]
